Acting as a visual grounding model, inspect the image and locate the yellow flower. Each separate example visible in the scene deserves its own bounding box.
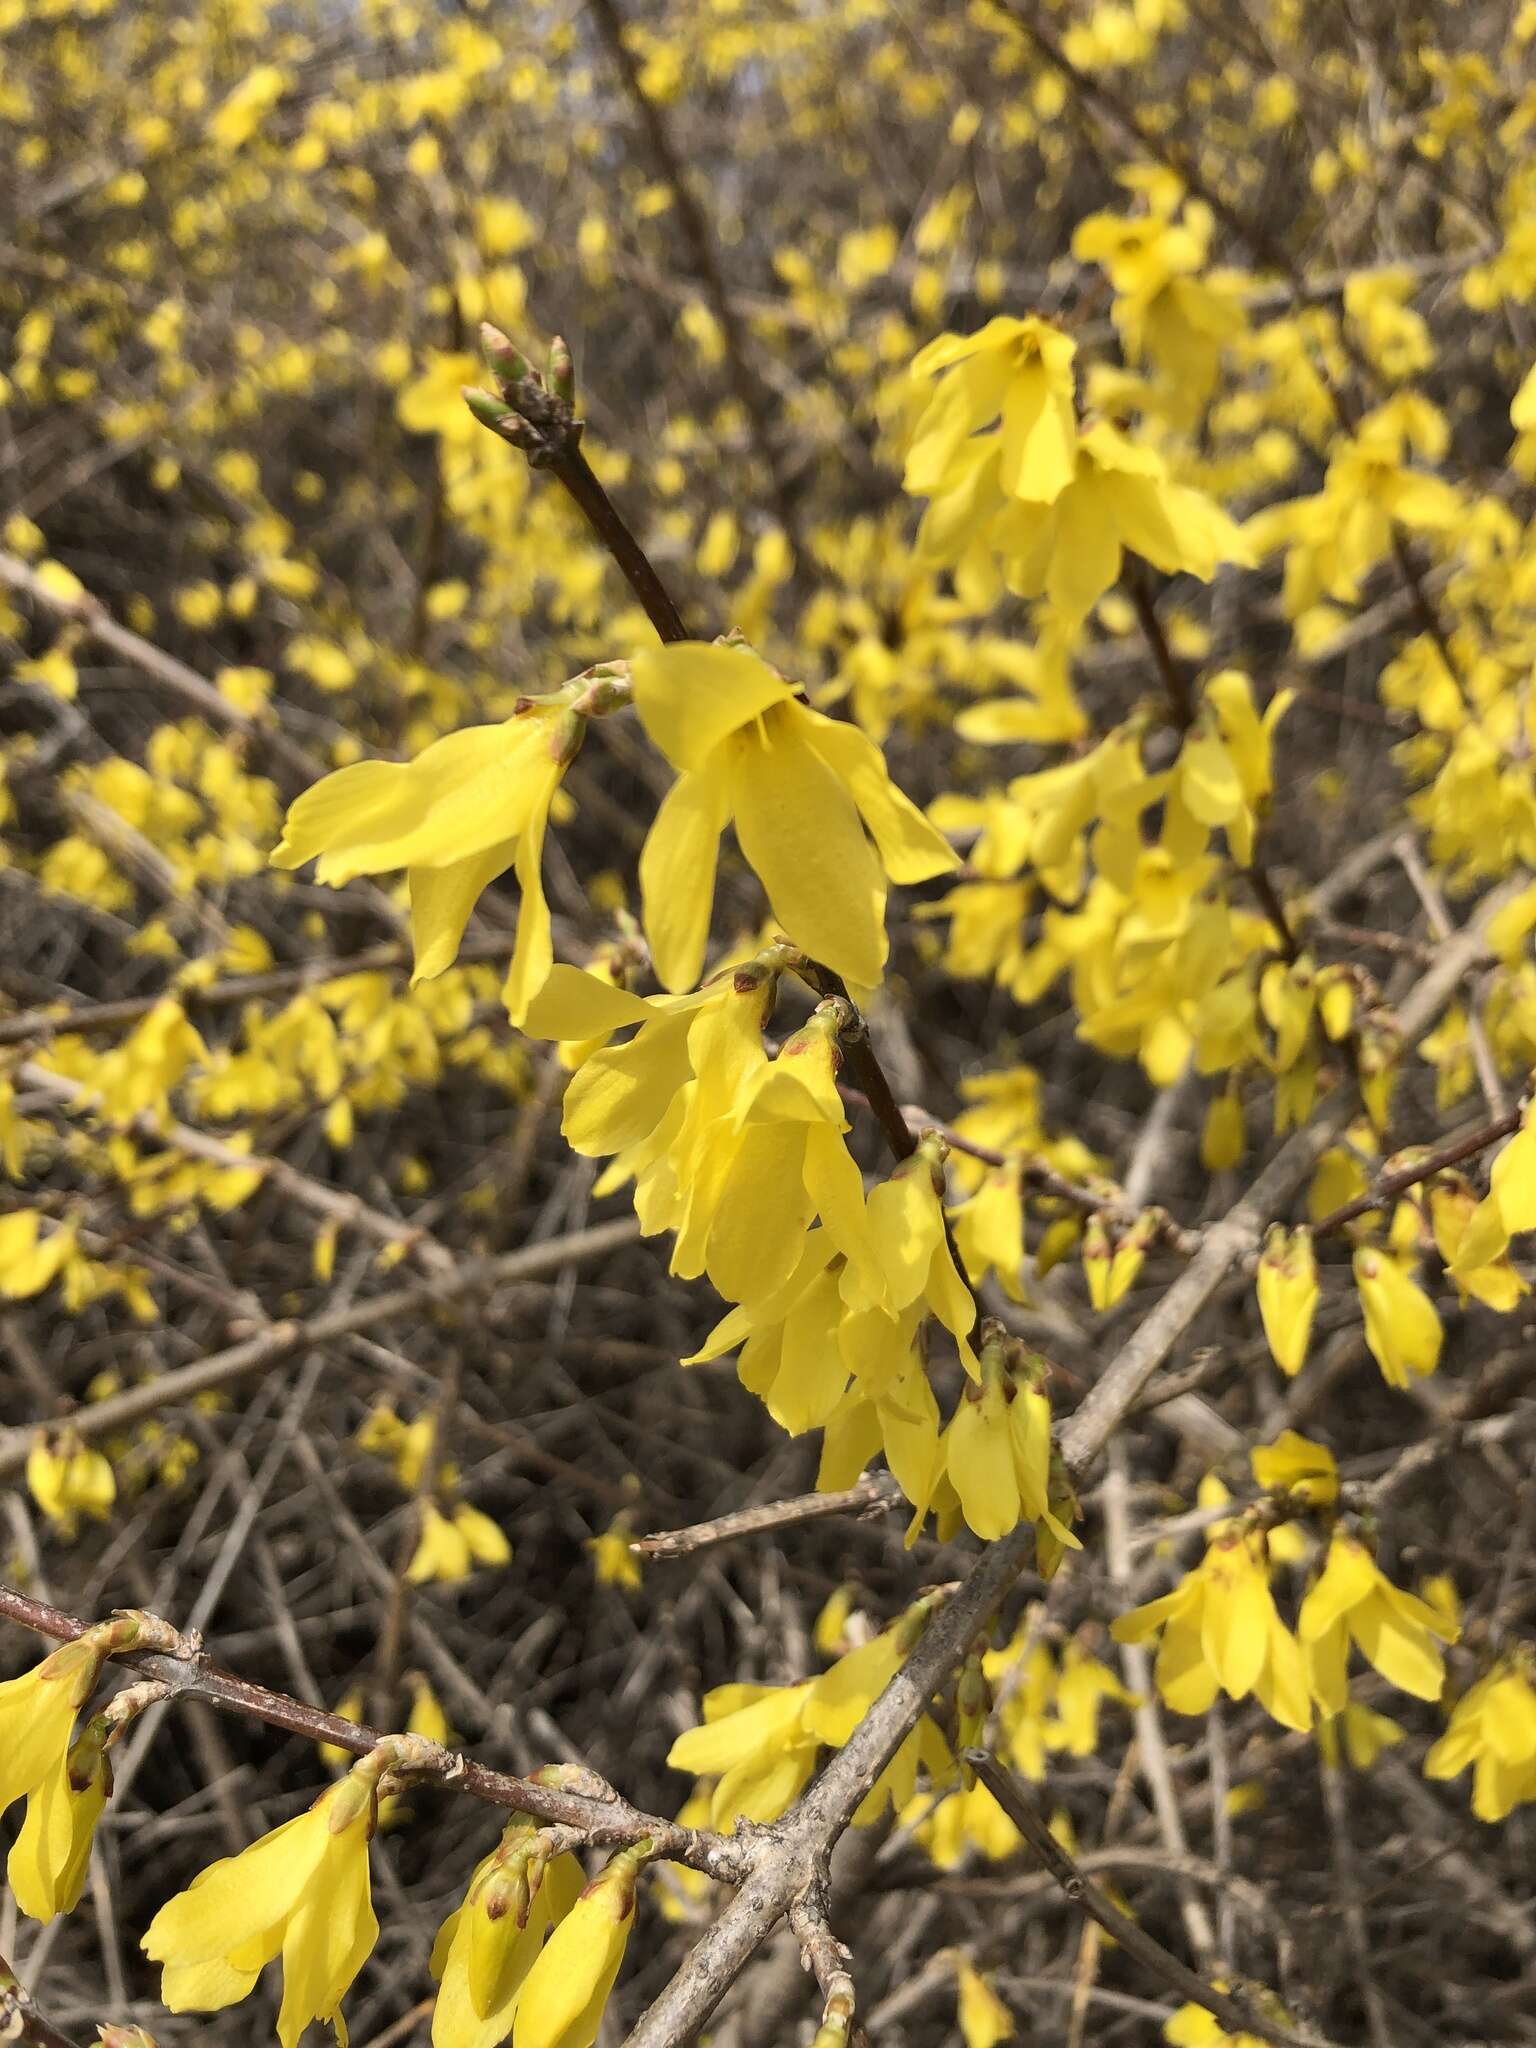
[1249,1429,1337,1507]
[408,1501,512,1584]
[26,1428,116,1538]
[1112,1525,1311,1732]
[1299,1531,1458,1714]
[919,419,1251,622]
[143,1752,387,2047]
[905,315,1079,505]
[1351,1246,1443,1387]
[1424,1652,1536,1821]
[588,1519,643,1592]
[0,1633,114,1821]
[955,1957,1015,2048]
[1048,1642,1137,1757]
[8,1715,110,1924]
[431,1824,584,2048]
[630,641,956,991]
[271,696,583,1025]
[512,1844,647,2048]
[859,1134,979,1374]
[941,1325,1079,1554]
[667,1601,954,1829]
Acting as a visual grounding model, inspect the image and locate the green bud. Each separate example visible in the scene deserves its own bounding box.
[481,321,534,389]
[547,335,575,404]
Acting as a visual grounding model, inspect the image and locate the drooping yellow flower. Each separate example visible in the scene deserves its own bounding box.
[271,694,584,1025]
[8,1714,110,1924]
[667,1600,954,1830]
[1298,1530,1458,1714]
[1424,1652,1536,1821]
[904,315,1078,506]
[408,1500,511,1584]
[1112,1523,1311,1732]
[1249,1429,1337,1508]
[955,1957,1015,2048]
[1351,1246,1443,1387]
[630,641,957,991]
[431,1823,584,2048]
[0,1631,117,1823]
[512,1844,647,2048]
[919,419,1251,622]
[588,1517,643,1591]
[143,1749,390,2048]
[1255,1224,1319,1377]
[858,1133,979,1374]
[26,1428,116,1539]
[941,1325,1079,1555]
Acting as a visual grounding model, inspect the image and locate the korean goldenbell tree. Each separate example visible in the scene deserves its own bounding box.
[2,3,1536,2047]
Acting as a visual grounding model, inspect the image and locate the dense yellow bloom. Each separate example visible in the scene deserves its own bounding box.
[143,1752,389,2046]
[1112,1523,1311,1732]
[1424,1653,1536,1821]
[431,1824,584,2048]
[512,1844,647,2048]
[1299,1531,1458,1713]
[271,695,584,1025]
[630,641,957,990]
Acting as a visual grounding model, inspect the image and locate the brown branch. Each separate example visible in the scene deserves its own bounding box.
[550,440,691,645]
[0,1960,81,2048]
[635,1472,903,1560]
[0,1584,740,1877]
[0,1214,642,1476]
[1309,1105,1523,1238]
[965,1752,1342,2048]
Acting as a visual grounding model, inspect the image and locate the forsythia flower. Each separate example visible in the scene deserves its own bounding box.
[271,693,585,1025]
[588,1516,643,1591]
[667,1597,955,1828]
[9,1715,111,1923]
[408,1500,512,1584]
[26,1428,115,1537]
[0,1629,117,1825]
[431,1823,584,2048]
[955,1957,1015,2048]
[1298,1530,1458,1713]
[1112,1517,1311,1732]
[1255,1224,1320,1377]
[512,1843,648,2048]
[1249,1429,1338,1508]
[918,418,1251,622]
[630,640,957,991]
[904,316,1079,506]
[941,1325,1080,1554]
[1424,1652,1536,1821]
[142,1747,393,2046]
[1351,1246,1443,1386]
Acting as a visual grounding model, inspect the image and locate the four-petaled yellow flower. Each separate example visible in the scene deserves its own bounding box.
[9,1713,111,1924]
[26,1428,115,1539]
[512,1843,647,2048]
[143,1749,391,2046]
[1424,1652,1536,1822]
[431,1823,584,2048]
[1112,1521,1311,1733]
[630,641,957,991]
[271,694,583,1025]
[1298,1530,1458,1714]
[904,315,1079,507]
